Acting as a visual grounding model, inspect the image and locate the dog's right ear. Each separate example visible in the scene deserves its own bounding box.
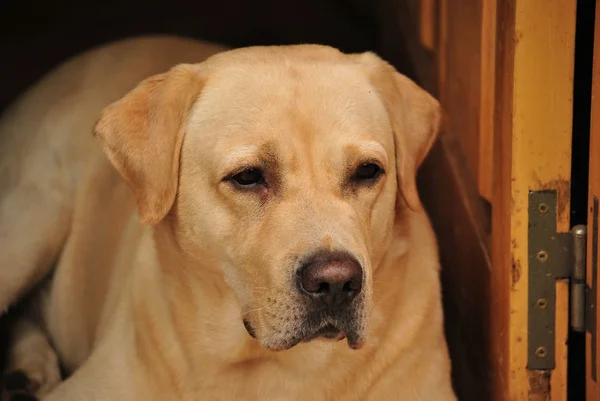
[93,64,205,225]
[354,52,441,212]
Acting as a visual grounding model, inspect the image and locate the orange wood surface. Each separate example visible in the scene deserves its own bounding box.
[587,3,600,399]
[419,0,435,50]
[438,0,486,198]
[493,1,576,400]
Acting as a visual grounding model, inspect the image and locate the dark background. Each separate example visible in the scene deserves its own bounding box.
[0,0,416,115]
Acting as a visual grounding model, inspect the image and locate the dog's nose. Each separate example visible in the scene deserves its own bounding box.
[297,251,363,308]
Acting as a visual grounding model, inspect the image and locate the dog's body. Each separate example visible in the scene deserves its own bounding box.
[0,36,456,400]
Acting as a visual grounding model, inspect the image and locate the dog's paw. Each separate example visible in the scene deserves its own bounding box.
[3,330,62,400]
[2,370,39,401]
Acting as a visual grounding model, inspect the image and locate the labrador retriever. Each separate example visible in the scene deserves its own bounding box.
[0,35,457,401]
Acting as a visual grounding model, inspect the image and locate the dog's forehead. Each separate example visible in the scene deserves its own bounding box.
[204,61,376,105]
[201,43,351,68]
[186,55,392,148]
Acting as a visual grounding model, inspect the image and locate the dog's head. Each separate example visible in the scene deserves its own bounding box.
[93,45,440,351]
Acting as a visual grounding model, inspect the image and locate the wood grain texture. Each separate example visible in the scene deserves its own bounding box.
[438,0,447,100]
[587,3,600,398]
[494,0,576,400]
[491,1,514,398]
[479,0,496,201]
[419,0,435,50]
[436,0,496,202]
[439,0,484,196]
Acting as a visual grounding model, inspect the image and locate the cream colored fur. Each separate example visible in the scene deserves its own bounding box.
[0,35,456,401]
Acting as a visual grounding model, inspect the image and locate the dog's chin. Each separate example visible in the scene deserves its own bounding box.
[244,320,365,351]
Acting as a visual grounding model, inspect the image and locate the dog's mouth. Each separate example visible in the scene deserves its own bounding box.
[243,317,365,351]
[298,307,366,349]
[300,321,364,349]
[243,319,257,338]
[304,323,345,341]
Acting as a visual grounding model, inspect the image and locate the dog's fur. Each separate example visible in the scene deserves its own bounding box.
[0,35,457,400]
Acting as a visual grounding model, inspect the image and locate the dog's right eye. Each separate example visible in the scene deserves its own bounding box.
[230,168,265,188]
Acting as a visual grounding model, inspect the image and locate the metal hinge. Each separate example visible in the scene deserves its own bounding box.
[527,190,597,372]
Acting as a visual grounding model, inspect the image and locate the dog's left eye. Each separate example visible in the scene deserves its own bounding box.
[353,163,383,182]
[230,168,265,188]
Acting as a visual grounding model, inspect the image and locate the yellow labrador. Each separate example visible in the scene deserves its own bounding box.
[0,35,457,401]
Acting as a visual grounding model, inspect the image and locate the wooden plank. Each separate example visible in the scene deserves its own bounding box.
[438,0,447,100]
[438,0,495,202]
[493,1,576,400]
[419,0,436,51]
[479,0,496,202]
[439,0,484,196]
[491,1,514,397]
[392,0,438,94]
[587,2,600,398]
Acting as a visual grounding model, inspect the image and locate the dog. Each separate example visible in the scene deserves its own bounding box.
[0,35,457,401]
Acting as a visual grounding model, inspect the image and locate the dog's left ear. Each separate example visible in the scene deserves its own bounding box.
[93,64,205,225]
[356,52,441,211]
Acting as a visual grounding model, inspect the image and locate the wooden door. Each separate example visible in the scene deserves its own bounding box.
[493,1,576,400]
[587,3,600,398]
